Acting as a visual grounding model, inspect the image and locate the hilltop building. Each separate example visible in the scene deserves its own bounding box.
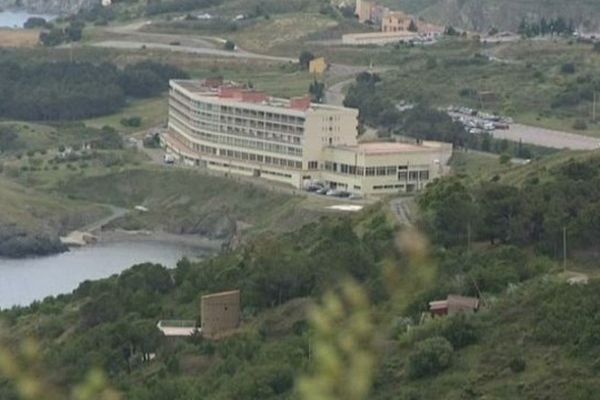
[163,79,452,195]
[346,0,443,45]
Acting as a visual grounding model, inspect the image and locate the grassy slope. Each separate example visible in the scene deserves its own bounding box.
[0,176,108,234]
[381,0,600,31]
[59,167,326,238]
[363,39,600,136]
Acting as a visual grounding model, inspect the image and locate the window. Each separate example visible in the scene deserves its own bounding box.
[398,171,407,180]
[376,167,386,176]
[386,166,397,175]
[308,161,318,170]
[409,171,419,180]
[365,167,375,176]
[419,170,430,180]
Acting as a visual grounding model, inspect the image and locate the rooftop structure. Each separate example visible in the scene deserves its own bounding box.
[164,79,452,195]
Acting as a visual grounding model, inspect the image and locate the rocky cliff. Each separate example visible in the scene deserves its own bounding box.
[0,0,100,14]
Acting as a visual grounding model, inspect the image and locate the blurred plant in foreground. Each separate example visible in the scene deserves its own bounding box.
[297,279,376,400]
[0,335,120,400]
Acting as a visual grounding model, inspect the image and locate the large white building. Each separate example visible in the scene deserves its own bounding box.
[163,79,452,196]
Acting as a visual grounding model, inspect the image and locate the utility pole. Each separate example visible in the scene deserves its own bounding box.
[467,221,472,254]
[593,92,597,123]
[563,226,567,272]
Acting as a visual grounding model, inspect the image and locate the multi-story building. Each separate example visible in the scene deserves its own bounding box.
[163,79,452,196]
[382,11,413,32]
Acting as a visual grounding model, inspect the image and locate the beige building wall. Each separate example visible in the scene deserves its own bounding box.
[355,0,373,23]
[382,12,412,32]
[201,290,241,339]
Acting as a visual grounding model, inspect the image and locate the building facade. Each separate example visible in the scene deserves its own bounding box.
[381,11,412,32]
[355,0,374,23]
[164,79,452,195]
[201,290,241,339]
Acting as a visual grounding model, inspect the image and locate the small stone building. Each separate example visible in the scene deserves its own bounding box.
[429,295,479,317]
[201,290,241,339]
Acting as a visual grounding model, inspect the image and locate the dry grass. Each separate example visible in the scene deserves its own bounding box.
[0,29,39,48]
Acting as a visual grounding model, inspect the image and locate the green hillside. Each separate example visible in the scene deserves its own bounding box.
[2,150,600,398]
[0,177,107,257]
[382,0,600,31]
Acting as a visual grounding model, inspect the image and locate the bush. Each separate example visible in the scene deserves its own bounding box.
[561,63,576,74]
[509,357,527,373]
[407,336,454,378]
[120,116,142,127]
[499,153,511,164]
[573,119,588,130]
[224,40,236,51]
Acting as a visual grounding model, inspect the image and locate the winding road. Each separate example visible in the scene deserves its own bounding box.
[89,21,600,151]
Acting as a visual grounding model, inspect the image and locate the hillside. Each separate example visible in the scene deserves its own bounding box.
[0,177,107,257]
[382,0,600,31]
[2,149,600,399]
[0,0,98,14]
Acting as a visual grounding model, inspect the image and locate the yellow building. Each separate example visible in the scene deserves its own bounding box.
[164,79,452,196]
[309,57,328,75]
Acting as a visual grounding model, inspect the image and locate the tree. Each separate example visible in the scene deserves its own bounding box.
[309,79,325,103]
[224,40,236,51]
[299,50,315,70]
[65,22,83,42]
[39,28,65,47]
[407,337,454,378]
[408,19,418,32]
[23,17,48,29]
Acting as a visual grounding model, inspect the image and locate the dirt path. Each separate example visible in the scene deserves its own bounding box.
[390,197,415,226]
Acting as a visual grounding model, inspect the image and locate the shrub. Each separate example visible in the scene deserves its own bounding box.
[224,40,236,51]
[499,154,511,164]
[573,119,588,130]
[407,336,454,378]
[509,357,527,373]
[442,314,479,349]
[561,63,576,74]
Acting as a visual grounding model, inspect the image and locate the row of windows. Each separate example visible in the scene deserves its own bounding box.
[220,105,305,125]
[323,161,430,180]
[171,95,306,136]
[171,106,303,147]
[170,114,303,157]
[171,130,302,170]
[171,90,306,126]
[208,160,293,179]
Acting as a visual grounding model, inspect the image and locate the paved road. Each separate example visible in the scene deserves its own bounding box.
[493,124,600,150]
[92,20,296,62]
[93,40,296,62]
